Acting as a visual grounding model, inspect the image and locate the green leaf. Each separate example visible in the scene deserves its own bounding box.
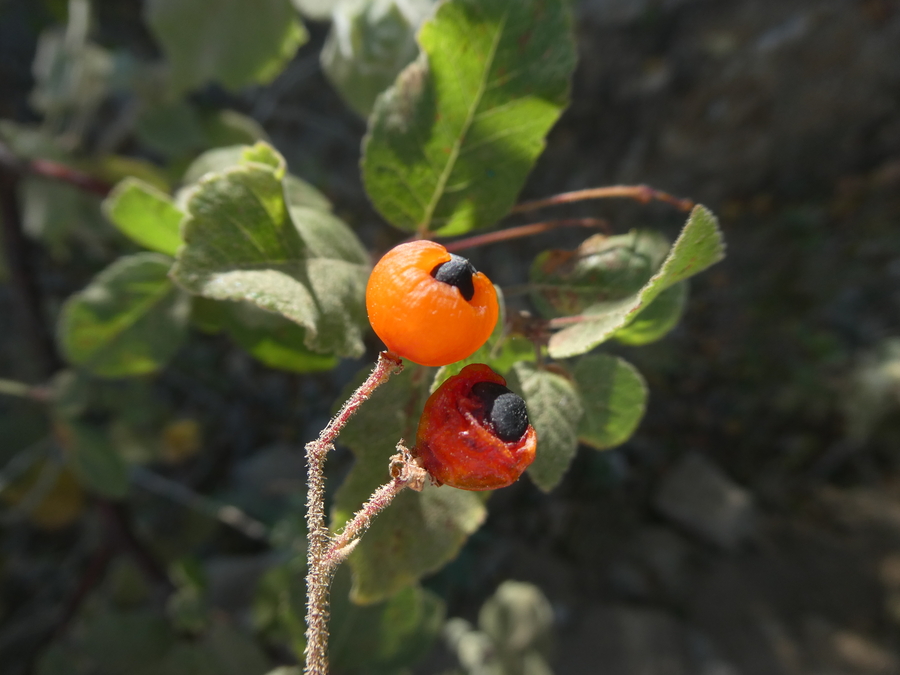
[58,253,190,378]
[223,301,338,373]
[284,175,332,212]
[530,230,671,319]
[170,155,368,358]
[512,362,583,492]
[334,365,487,603]
[362,0,576,235]
[65,422,129,498]
[291,0,339,21]
[181,146,249,186]
[182,143,331,211]
[145,0,308,92]
[137,103,267,159]
[103,178,183,256]
[321,0,433,117]
[329,566,445,672]
[254,562,443,672]
[548,205,725,359]
[573,354,647,450]
[614,281,688,346]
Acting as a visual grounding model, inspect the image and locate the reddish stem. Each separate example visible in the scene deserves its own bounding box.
[0,142,112,197]
[442,218,609,253]
[512,184,694,214]
[304,351,403,675]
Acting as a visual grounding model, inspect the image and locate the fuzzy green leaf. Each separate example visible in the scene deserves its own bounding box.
[329,566,445,671]
[614,281,688,346]
[145,0,308,92]
[362,0,576,235]
[182,145,331,212]
[103,178,183,256]
[548,205,725,359]
[222,302,337,373]
[322,0,433,117]
[58,253,189,378]
[170,157,368,358]
[574,354,648,450]
[530,230,671,319]
[512,362,583,492]
[333,365,487,603]
[255,562,443,671]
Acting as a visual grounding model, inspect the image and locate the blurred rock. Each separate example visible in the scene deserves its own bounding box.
[654,453,756,549]
[554,605,738,675]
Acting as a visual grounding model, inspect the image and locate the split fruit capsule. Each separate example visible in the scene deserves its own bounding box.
[415,363,537,491]
[366,241,499,367]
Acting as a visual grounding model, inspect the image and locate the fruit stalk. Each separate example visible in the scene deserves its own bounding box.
[304,351,402,675]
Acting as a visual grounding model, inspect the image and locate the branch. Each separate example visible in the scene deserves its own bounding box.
[442,218,609,253]
[0,142,112,197]
[512,184,694,214]
[304,351,402,675]
[0,378,53,402]
[325,446,426,569]
[0,162,62,376]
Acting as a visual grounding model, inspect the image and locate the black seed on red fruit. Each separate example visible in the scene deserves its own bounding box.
[431,254,476,301]
[471,381,529,442]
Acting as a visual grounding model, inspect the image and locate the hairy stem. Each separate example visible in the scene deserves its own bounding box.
[304,351,403,675]
[442,217,609,253]
[512,184,694,214]
[325,446,427,569]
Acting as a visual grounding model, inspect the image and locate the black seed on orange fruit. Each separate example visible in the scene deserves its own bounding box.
[431,254,476,301]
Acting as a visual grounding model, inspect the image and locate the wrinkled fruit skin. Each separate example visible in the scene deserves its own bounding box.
[366,241,499,367]
[415,364,537,491]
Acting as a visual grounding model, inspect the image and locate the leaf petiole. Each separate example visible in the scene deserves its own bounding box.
[511,184,694,214]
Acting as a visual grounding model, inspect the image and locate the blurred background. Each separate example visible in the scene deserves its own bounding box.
[1,0,900,674]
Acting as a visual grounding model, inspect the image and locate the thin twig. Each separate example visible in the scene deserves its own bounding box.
[132,466,269,541]
[0,142,112,197]
[97,501,174,593]
[0,162,62,375]
[0,378,53,402]
[304,351,403,675]
[325,446,427,570]
[512,184,694,214]
[442,218,609,253]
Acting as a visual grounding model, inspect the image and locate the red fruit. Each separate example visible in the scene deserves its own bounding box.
[366,241,499,367]
[415,364,537,491]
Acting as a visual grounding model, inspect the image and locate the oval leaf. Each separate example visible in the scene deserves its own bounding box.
[58,253,189,378]
[574,354,647,450]
[513,362,583,492]
[362,0,576,235]
[548,205,725,359]
[103,178,183,256]
[223,301,337,373]
[145,0,308,92]
[530,230,670,319]
[322,0,434,117]
[614,281,688,346]
[170,155,368,358]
